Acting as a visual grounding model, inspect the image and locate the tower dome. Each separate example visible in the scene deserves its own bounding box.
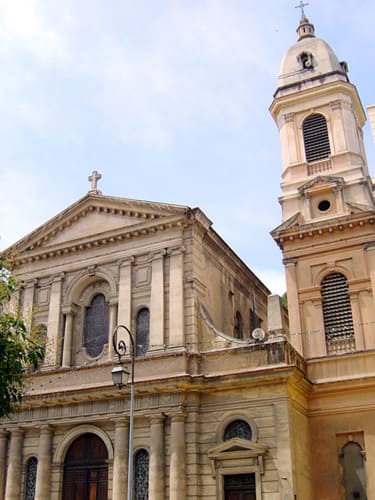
[277,16,348,91]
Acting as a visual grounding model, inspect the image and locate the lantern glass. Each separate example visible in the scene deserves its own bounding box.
[111,364,130,388]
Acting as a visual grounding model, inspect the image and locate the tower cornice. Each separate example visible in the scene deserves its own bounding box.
[270,79,366,126]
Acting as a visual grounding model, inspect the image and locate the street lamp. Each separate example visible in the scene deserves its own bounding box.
[112,325,135,500]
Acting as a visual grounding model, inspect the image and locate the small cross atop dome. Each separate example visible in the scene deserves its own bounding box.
[295,1,309,20]
[88,170,102,195]
[295,2,315,41]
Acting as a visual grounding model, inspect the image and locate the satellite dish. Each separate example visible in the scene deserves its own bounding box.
[251,328,267,341]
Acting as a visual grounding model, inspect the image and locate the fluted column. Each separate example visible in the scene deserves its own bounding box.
[0,430,8,500]
[61,306,77,368]
[168,247,185,347]
[148,414,165,500]
[117,258,133,329]
[35,425,53,500]
[150,251,165,351]
[169,413,186,500]
[5,429,24,500]
[112,418,129,500]
[284,259,303,354]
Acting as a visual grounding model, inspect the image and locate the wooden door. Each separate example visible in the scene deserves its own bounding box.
[224,473,256,500]
[63,433,108,500]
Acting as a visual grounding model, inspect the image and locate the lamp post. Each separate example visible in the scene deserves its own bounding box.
[112,325,135,500]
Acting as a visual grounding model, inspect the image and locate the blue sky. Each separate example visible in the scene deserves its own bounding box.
[0,0,374,294]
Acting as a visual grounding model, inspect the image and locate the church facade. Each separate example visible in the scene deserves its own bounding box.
[1,11,374,500]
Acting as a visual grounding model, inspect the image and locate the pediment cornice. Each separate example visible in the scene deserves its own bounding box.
[5,194,196,265]
[272,210,375,249]
[207,437,268,459]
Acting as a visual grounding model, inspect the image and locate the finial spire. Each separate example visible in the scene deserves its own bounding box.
[88,170,102,195]
[295,1,309,19]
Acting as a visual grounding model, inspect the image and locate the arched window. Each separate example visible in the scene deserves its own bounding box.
[84,294,109,357]
[321,273,355,353]
[24,457,38,500]
[134,449,149,500]
[340,441,367,499]
[234,311,243,339]
[303,113,331,162]
[136,308,150,357]
[224,420,252,441]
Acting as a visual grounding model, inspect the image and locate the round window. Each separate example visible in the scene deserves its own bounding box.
[318,200,331,212]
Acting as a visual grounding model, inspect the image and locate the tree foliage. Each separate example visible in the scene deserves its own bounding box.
[0,261,45,418]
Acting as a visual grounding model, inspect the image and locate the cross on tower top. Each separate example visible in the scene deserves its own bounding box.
[88,170,102,195]
[295,1,309,19]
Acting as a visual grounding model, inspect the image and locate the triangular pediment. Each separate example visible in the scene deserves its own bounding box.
[7,194,191,257]
[346,201,375,214]
[207,438,268,459]
[298,175,344,196]
[271,211,304,236]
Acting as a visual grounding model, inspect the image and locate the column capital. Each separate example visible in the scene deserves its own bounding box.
[39,424,53,434]
[24,278,38,288]
[283,112,295,124]
[364,241,375,251]
[52,273,65,283]
[113,416,130,427]
[283,257,298,267]
[145,413,165,424]
[62,303,79,315]
[7,427,24,437]
[119,256,135,268]
[167,245,186,257]
[151,249,167,261]
[167,409,186,421]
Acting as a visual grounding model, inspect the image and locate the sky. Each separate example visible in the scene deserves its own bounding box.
[0,0,374,295]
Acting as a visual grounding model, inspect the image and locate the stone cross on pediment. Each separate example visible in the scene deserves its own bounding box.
[88,170,102,195]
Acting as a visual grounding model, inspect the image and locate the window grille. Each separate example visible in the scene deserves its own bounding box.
[134,449,149,500]
[24,457,38,500]
[136,308,150,357]
[321,273,354,344]
[224,420,252,441]
[84,294,109,357]
[303,113,331,162]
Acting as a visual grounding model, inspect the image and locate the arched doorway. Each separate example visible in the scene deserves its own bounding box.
[63,433,108,500]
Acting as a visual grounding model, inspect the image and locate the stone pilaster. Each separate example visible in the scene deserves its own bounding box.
[168,247,185,347]
[150,251,165,351]
[117,258,134,330]
[0,430,8,500]
[22,279,37,331]
[148,414,165,500]
[350,292,365,350]
[169,412,186,500]
[108,299,118,359]
[35,425,53,500]
[46,274,64,368]
[112,418,129,500]
[283,259,303,354]
[4,429,24,500]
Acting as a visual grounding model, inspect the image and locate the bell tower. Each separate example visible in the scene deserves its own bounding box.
[270,13,375,358]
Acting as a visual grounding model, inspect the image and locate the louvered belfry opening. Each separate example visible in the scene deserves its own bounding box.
[303,113,331,162]
[321,273,355,353]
